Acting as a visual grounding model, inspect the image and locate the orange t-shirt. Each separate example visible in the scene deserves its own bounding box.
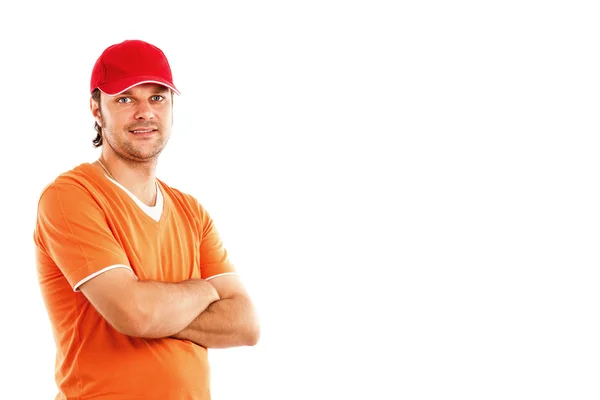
[33,163,236,400]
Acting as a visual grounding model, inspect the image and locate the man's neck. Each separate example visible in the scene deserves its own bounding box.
[98,155,158,207]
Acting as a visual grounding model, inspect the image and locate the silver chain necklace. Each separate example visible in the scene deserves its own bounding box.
[97,159,116,180]
[96,160,159,205]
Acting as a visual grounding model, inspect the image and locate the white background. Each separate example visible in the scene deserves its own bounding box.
[1,1,599,399]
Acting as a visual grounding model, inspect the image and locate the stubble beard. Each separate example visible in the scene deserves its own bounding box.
[101,118,169,162]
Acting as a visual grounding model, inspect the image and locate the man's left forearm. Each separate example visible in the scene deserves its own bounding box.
[172,294,260,348]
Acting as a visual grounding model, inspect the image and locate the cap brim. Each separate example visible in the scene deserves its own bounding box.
[98,75,181,96]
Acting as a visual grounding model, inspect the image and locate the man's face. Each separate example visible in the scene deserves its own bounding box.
[92,83,173,162]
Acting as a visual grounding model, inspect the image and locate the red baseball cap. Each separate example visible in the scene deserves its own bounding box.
[90,39,180,96]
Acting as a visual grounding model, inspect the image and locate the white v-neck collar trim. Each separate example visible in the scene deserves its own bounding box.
[104,176,164,222]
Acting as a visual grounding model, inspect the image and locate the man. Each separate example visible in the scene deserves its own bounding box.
[33,39,260,400]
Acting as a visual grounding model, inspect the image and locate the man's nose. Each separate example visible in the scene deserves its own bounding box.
[134,101,154,120]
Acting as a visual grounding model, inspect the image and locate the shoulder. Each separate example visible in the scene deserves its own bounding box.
[36,163,103,210]
[39,162,99,191]
[34,165,107,243]
[157,179,210,218]
[157,179,204,207]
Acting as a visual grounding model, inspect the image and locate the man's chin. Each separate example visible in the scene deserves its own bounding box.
[123,147,164,162]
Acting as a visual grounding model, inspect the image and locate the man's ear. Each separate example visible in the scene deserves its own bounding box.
[90,98,101,123]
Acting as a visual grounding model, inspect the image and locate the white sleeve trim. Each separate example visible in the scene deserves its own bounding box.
[205,272,239,281]
[73,264,136,292]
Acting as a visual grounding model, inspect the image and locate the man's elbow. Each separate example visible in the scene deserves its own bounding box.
[245,306,261,346]
[105,309,149,337]
[106,301,159,338]
[245,321,261,346]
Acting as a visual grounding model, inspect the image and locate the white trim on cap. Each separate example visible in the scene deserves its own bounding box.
[100,80,181,96]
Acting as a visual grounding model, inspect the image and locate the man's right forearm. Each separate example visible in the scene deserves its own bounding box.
[131,279,220,339]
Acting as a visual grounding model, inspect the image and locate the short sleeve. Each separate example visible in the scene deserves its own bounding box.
[35,183,132,290]
[196,202,237,279]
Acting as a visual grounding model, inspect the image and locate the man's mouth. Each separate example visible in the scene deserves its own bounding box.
[130,128,158,134]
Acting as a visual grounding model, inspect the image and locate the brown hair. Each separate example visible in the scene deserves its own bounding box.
[91,89,103,147]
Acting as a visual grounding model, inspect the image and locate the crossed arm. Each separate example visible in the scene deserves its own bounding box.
[79,268,260,348]
[171,274,260,348]
[38,182,258,348]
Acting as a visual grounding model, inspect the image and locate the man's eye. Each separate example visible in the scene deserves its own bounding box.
[151,95,164,101]
[117,97,132,103]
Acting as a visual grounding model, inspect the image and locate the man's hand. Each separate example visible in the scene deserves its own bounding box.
[171,274,260,348]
